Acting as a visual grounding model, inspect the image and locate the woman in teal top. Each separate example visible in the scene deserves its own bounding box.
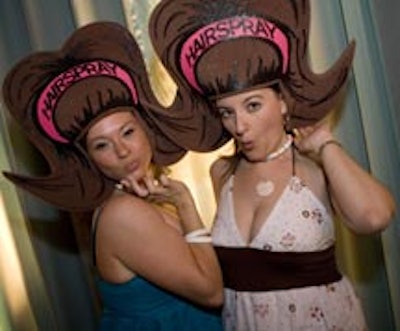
[2,22,224,330]
[96,276,221,330]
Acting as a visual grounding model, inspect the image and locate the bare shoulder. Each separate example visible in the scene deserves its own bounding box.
[296,151,328,200]
[210,158,230,181]
[296,152,323,173]
[99,191,160,231]
[93,191,170,281]
[210,158,231,200]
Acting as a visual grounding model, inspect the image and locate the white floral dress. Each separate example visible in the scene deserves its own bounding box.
[212,175,368,331]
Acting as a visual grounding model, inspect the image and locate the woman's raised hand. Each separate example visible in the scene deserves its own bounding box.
[118,172,192,207]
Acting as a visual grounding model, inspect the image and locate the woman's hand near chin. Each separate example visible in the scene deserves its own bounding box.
[118,171,191,206]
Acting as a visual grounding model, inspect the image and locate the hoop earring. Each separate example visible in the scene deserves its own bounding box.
[283,112,292,133]
[280,102,288,115]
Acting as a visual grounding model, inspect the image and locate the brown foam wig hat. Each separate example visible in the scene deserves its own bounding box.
[149,0,356,136]
[1,21,205,211]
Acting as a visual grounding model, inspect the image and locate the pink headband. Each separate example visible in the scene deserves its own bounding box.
[180,15,289,93]
[37,60,138,143]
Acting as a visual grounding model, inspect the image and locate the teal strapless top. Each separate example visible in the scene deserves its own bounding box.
[96,276,222,331]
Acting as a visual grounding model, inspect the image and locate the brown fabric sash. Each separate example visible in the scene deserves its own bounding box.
[214,245,342,291]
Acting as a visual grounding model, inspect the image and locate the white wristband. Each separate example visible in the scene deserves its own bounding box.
[184,228,209,240]
[186,236,212,243]
[184,228,212,244]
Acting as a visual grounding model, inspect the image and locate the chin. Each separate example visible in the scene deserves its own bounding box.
[243,153,263,163]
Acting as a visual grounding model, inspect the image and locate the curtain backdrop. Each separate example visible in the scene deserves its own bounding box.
[0,0,398,330]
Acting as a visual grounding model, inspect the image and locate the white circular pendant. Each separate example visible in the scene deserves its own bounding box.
[256,180,275,197]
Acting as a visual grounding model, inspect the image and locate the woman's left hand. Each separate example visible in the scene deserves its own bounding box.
[293,117,335,155]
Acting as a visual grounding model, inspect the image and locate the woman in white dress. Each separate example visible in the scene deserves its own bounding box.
[148,1,396,330]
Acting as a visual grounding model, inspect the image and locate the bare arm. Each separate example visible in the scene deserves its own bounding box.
[295,120,395,234]
[98,175,223,308]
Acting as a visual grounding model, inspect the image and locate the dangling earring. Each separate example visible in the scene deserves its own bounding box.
[280,102,288,116]
[281,103,291,133]
[284,112,291,133]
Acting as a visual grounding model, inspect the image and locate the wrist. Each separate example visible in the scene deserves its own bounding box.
[317,139,342,157]
[175,191,196,211]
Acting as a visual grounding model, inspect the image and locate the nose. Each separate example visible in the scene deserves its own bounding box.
[114,139,130,158]
[234,112,248,136]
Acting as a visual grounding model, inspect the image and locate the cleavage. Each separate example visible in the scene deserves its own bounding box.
[232,164,292,244]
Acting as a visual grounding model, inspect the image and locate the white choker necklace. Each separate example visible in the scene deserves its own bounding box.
[265,134,293,162]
